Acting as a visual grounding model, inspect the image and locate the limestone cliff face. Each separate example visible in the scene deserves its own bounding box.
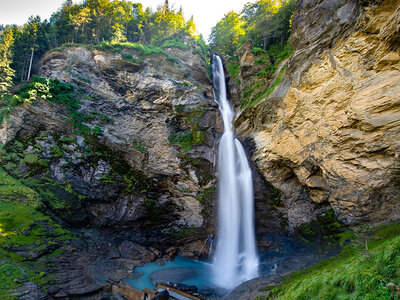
[0,45,217,241]
[235,0,400,229]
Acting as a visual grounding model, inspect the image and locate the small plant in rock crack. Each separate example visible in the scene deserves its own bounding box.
[351,225,377,259]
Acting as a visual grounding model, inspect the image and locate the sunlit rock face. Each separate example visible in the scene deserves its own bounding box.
[1,44,218,238]
[235,0,400,229]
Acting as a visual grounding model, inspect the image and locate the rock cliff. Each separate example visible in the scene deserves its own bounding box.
[1,44,218,241]
[235,0,400,229]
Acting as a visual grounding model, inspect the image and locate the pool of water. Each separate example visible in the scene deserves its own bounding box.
[125,256,215,291]
[125,234,341,294]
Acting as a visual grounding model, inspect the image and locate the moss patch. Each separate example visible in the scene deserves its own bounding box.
[0,197,73,298]
[294,209,346,241]
[169,106,206,151]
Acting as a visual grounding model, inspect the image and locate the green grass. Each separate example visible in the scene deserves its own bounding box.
[0,200,69,251]
[242,66,286,108]
[166,56,179,64]
[226,61,240,79]
[192,38,211,77]
[161,39,190,50]
[269,222,400,300]
[0,261,28,300]
[0,168,41,208]
[169,106,206,151]
[0,196,73,299]
[95,41,167,56]
[0,77,90,135]
[0,167,75,299]
[263,66,286,98]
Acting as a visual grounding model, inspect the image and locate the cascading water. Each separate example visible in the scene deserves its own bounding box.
[212,55,259,290]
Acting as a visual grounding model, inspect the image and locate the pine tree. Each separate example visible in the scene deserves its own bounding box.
[0,28,15,97]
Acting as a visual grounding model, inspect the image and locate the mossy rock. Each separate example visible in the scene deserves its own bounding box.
[294,209,346,241]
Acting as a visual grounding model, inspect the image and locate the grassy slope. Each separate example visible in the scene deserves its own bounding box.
[265,223,400,300]
[0,167,73,299]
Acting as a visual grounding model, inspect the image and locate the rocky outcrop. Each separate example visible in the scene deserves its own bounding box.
[1,44,218,240]
[235,0,400,229]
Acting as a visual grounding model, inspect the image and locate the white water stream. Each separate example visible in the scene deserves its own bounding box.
[212,55,259,290]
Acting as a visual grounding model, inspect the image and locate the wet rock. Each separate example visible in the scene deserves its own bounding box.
[165,247,178,260]
[228,275,284,300]
[119,240,157,262]
[13,282,47,300]
[68,284,104,296]
[109,247,121,259]
[152,290,169,300]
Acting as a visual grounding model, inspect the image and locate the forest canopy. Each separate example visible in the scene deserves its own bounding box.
[209,0,296,55]
[0,0,201,91]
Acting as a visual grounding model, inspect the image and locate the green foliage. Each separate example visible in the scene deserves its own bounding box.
[241,65,286,108]
[226,60,240,78]
[270,223,400,300]
[169,131,193,151]
[48,0,199,46]
[169,106,206,151]
[0,195,72,298]
[0,0,202,97]
[209,11,245,55]
[92,126,102,136]
[85,110,114,124]
[269,184,283,206]
[166,56,179,64]
[167,226,198,239]
[83,136,151,195]
[0,167,41,208]
[0,261,26,299]
[122,53,140,63]
[266,42,293,66]
[0,200,70,253]
[262,65,286,97]
[192,37,211,75]
[0,28,15,98]
[59,136,76,143]
[0,133,88,223]
[241,0,296,50]
[294,209,345,242]
[133,140,148,154]
[196,187,216,205]
[209,0,296,80]
[95,41,167,56]
[9,16,50,83]
[0,76,90,136]
[162,39,190,50]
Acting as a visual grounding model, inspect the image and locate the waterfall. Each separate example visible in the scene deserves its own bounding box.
[212,55,259,290]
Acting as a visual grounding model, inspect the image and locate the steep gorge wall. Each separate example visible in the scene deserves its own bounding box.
[236,0,400,229]
[0,45,219,246]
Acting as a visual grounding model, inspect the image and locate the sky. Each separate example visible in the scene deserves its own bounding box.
[0,0,251,40]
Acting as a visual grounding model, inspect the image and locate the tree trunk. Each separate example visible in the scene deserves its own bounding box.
[20,62,25,82]
[20,55,28,82]
[263,35,267,51]
[27,47,34,81]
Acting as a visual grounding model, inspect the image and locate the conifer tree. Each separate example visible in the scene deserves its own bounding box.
[0,28,15,97]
